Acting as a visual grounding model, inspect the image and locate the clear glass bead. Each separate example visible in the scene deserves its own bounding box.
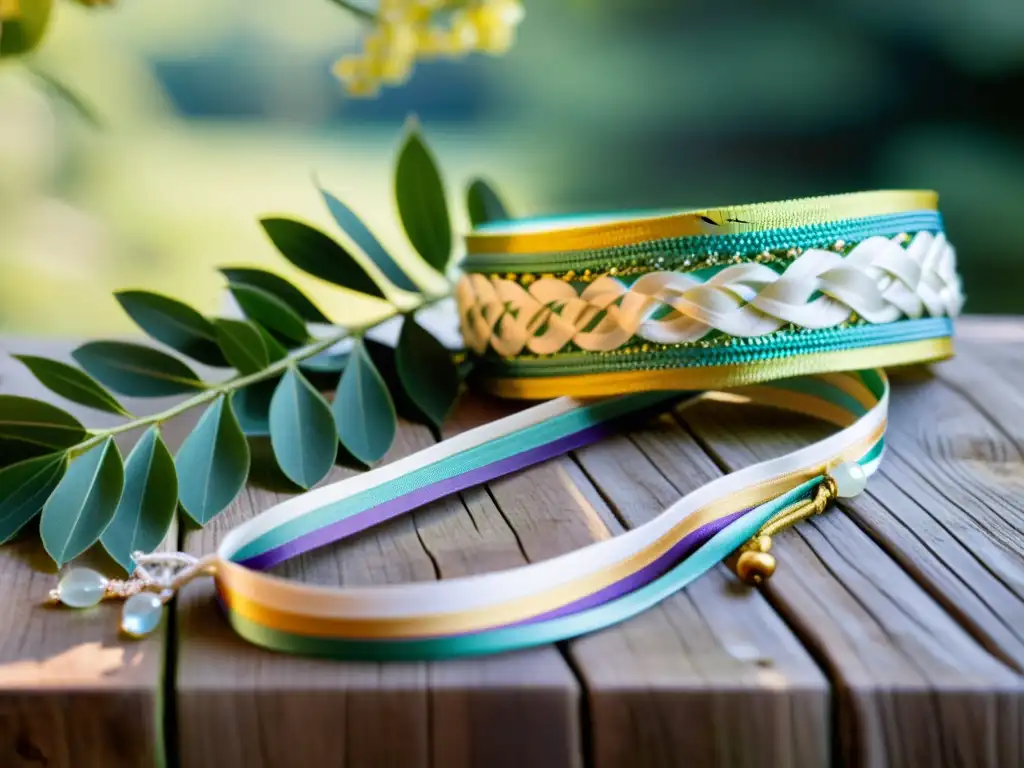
[120,593,164,638]
[832,461,868,498]
[56,568,108,608]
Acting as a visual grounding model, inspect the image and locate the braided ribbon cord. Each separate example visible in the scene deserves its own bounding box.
[457,232,963,356]
[67,190,962,661]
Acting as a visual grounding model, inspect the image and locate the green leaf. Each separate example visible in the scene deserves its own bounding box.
[467,178,510,228]
[73,341,205,397]
[256,323,290,360]
[115,291,228,367]
[396,317,460,428]
[219,267,330,324]
[40,438,124,567]
[233,378,278,437]
[259,218,386,299]
[101,427,177,572]
[362,338,430,425]
[334,339,396,464]
[0,437,52,468]
[213,318,269,375]
[0,395,86,449]
[0,453,67,544]
[300,348,349,374]
[395,127,452,273]
[0,0,53,58]
[318,187,420,293]
[229,284,310,344]
[269,367,338,488]
[13,355,131,417]
[175,395,250,524]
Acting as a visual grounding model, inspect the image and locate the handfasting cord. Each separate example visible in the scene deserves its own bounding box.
[51,190,963,660]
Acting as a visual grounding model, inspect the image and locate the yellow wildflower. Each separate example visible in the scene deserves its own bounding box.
[332,0,525,97]
[467,0,525,55]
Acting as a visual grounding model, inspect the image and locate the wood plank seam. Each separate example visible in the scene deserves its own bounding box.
[876,451,1024,600]
[0,340,190,768]
[588,421,837,763]
[175,418,584,768]
[880,434,1024,539]
[557,642,597,768]
[672,400,1023,767]
[680,405,1020,681]
[682,393,1024,673]
[560,416,829,766]
[799,516,973,686]
[847,463,1024,672]
[873,375,1024,667]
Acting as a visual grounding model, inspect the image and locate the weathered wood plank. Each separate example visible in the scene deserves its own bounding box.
[679,379,1024,767]
[932,322,1024,452]
[0,340,174,768]
[451,394,831,767]
[7,320,1024,768]
[175,405,581,768]
[567,416,830,768]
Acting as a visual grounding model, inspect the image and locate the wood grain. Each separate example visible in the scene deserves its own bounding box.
[0,340,176,768]
[6,321,1024,767]
[680,382,1024,767]
[175,402,581,768]
[566,415,830,768]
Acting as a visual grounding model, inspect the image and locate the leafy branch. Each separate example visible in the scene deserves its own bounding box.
[0,123,511,571]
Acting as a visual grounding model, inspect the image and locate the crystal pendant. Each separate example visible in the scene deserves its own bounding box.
[55,568,109,608]
[832,461,868,498]
[120,593,164,638]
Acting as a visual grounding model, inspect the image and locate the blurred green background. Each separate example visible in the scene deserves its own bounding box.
[2,0,1022,336]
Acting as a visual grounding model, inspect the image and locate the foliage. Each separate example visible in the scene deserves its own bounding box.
[0,124,510,570]
[0,0,525,101]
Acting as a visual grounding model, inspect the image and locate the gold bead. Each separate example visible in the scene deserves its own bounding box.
[736,550,776,585]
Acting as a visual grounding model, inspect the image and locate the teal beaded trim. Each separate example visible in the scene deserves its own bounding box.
[462,211,943,275]
[469,318,954,380]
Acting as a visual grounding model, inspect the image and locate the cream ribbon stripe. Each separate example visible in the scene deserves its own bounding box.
[214,372,887,622]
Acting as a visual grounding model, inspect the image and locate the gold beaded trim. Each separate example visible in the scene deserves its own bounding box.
[482,317,866,363]
[483,235,910,287]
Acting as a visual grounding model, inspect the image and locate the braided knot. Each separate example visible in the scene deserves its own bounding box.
[456,232,963,357]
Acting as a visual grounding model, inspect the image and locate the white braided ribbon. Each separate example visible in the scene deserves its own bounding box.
[456,232,963,357]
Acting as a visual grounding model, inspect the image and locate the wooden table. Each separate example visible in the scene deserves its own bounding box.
[1,317,1022,767]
